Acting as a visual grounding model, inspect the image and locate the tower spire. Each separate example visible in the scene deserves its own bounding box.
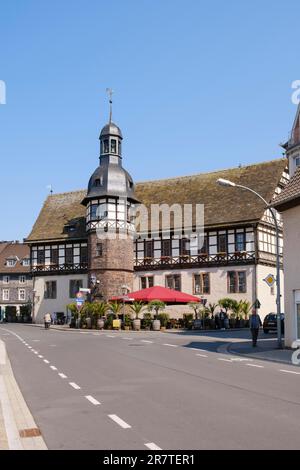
[106,88,114,123]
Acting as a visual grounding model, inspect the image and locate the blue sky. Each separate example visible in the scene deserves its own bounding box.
[0,0,299,240]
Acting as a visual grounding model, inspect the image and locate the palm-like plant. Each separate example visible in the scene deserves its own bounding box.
[148,300,166,319]
[92,302,108,325]
[218,298,235,314]
[205,302,218,318]
[130,301,145,320]
[109,301,122,319]
[188,302,201,320]
[240,300,252,320]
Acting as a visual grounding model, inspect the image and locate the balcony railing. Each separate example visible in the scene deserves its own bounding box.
[135,252,256,270]
[32,263,88,274]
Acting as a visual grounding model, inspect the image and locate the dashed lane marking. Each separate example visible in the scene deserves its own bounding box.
[43,359,50,364]
[108,414,131,429]
[106,335,116,338]
[50,366,57,371]
[85,395,101,406]
[58,373,67,379]
[280,369,300,375]
[145,442,162,450]
[141,340,153,344]
[38,355,43,358]
[196,354,208,358]
[217,358,232,363]
[163,344,178,348]
[69,382,81,390]
[246,364,264,369]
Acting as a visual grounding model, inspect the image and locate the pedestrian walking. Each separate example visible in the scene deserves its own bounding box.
[249,309,262,347]
[44,312,51,329]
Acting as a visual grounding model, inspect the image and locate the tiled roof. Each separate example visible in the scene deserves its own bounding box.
[273,167,300,211]
[0,243,31,274]
[26,158,287,242]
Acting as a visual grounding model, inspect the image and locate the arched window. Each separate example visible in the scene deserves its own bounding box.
[111,139,117,154]
[103,139,109,153]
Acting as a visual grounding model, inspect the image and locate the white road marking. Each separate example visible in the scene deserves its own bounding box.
[106,335,115,338]
[280,369,300,375]
[122,337,132,341]
[196,354,208,358]
[218,358,232,363]
[108,414,131,429]
[38,355,43,358]
[85,395,101,406]
[141,340,153,344]
[27,346,32,349]
[32,340,40,342]
[145,442,162,450]
[58,373,67,379]
[50,366,57,371]
[33,351,39,355]
[246,363,264,368]
[163,343,178,348]
[92,333,99,336]
[69,382,81,390]
[43,359,50,364]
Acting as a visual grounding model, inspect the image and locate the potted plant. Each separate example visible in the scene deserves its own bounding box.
[80,302,94,329]
[67,302,80,328]
[183,313,194,329]
[142,312,152,330]
[123,314,131,331]
[158,313,169,331]
[240,300,251,328]
[92,301,108,329]
[108,301,122,330]
[148,300,166,331]
[130,301,145,331]
[205,303,218,329]
[188,301,202,329]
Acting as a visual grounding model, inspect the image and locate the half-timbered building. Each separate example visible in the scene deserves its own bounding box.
[26,114,289,322]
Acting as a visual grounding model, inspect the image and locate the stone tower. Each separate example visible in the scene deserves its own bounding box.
[82,103,139,301]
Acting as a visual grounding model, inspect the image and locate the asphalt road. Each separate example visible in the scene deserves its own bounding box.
[1,325,300,450]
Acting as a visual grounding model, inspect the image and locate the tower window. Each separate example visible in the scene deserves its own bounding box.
[103,139,109,153]
[295,155,300,168]
[118,140,122,155]
[96,243,103,257]
[111,139,117,154]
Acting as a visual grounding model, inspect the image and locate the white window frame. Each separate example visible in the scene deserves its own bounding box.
[19,289,26,301]
[22,259,30,267]
[19,275,26,284]
[3,289,9,301]
[3,276,10,284]
[6,259,16,267]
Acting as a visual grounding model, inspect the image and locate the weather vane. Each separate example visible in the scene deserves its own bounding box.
[106,88,114,123]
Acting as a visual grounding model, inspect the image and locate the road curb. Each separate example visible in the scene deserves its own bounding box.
[0,340,47,450]
[226,341,296,366]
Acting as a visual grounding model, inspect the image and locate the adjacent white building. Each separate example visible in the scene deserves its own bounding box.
[274,103,300,347]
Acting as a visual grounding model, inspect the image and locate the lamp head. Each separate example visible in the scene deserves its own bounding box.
[216,178,236,187]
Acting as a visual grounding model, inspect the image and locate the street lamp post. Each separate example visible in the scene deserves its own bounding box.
[216,178,283,349]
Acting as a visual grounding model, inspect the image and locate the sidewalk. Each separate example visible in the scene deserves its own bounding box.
[228,338,299,366]
[0,340,47,450]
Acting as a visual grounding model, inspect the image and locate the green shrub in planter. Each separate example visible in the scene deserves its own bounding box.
[158,313,169,328]
[183,313,194,329]
[142,312,152,330]
[104,314,114,330]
